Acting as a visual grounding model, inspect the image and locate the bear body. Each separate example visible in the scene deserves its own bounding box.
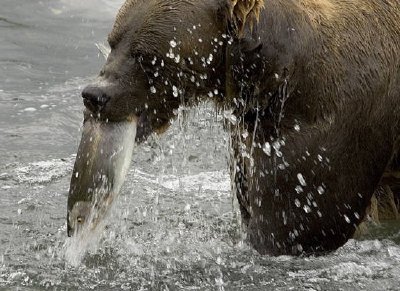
[73,0,400,255]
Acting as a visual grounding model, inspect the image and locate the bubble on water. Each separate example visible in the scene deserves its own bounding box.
[150,86,157,94]
[297,173,306,186]
[294,124,300,131]
[208,91,214,97]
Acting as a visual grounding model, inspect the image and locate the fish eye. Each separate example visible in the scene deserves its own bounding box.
[77,216,83,223]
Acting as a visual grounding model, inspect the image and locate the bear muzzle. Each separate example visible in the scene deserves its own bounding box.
[82,85,111,115]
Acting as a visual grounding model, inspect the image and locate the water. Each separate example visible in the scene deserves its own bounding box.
[1,1,400,290]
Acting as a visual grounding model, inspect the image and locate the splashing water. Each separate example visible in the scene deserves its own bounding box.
[1,0,400,290]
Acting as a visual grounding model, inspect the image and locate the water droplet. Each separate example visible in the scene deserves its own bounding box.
[303,205,311,213]
[297,173,307,186]
[294,199,301,207]
[295,185,303,194]
[207,53,213,63]
[169,40,177,48]
[272,141,281,151]
[150,86,156,94]
[344,215,351,223]
[294,124,300,131]
[263,142,271,156]
[297,244,303,252]
[172,86,179,97]
[317,186,325,195]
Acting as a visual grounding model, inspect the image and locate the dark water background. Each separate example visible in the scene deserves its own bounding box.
[1,1,400,290]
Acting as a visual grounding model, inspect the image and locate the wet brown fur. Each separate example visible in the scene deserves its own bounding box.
[80,0,400,255]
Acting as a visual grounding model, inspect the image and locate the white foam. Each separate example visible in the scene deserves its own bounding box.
[15,157,74,184]
[23,107,37,112]
[133,169,230,192]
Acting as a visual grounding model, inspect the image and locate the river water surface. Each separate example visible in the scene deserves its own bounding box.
[1,1,400,290]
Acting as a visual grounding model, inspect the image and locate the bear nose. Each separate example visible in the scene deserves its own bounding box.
[82,86,110,112]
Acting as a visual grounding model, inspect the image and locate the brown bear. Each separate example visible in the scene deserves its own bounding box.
[68,0,400,255]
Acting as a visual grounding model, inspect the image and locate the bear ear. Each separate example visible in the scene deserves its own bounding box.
[228,0,265,37]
